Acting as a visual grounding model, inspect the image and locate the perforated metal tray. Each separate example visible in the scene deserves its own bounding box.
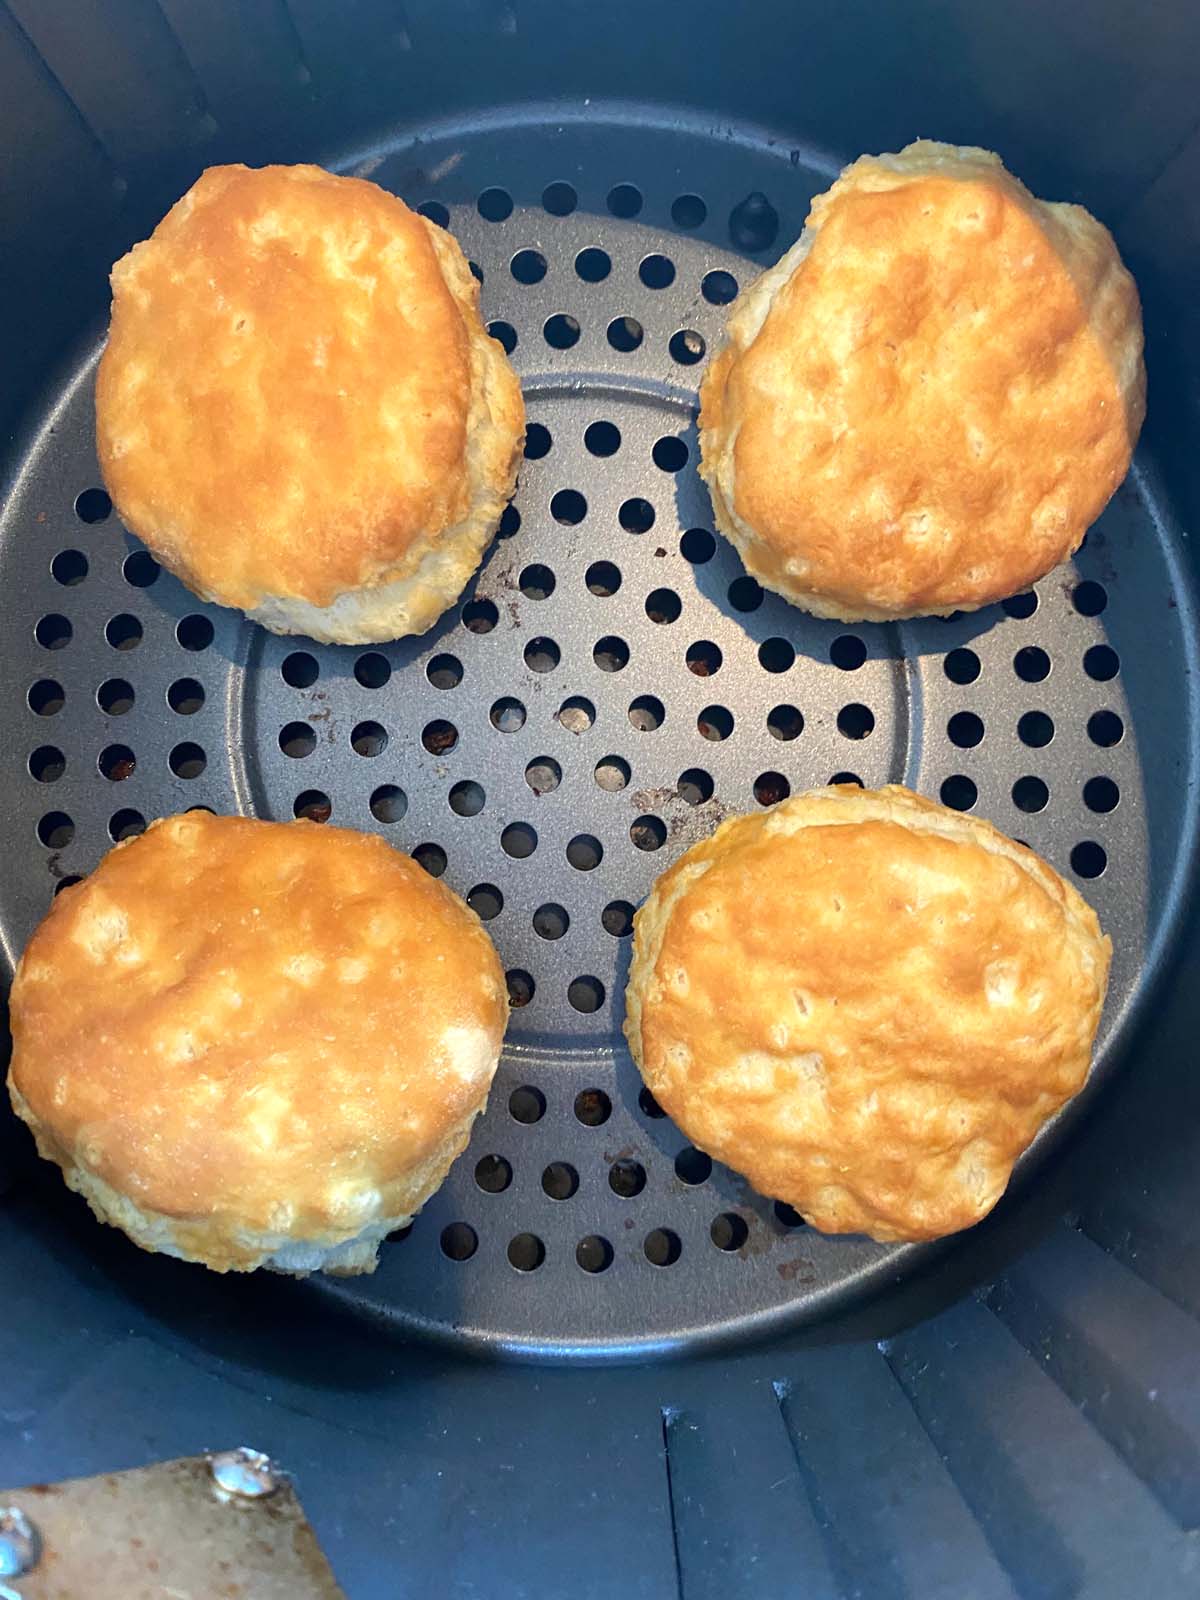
[2,108,1196,1359]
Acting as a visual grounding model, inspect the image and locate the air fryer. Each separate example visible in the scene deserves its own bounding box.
[2,1,1199,1594]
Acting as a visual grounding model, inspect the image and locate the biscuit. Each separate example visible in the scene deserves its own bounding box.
[624,785,1110,1242]
[8,812,508,1274]
[96,164,525,644]
[699,141,1145,620]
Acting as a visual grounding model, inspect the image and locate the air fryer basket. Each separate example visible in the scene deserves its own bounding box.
[3,1,1200,1595]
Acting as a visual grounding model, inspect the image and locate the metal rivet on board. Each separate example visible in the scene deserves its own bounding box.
[209,1447,280,1500]
[0,1506,41,1578]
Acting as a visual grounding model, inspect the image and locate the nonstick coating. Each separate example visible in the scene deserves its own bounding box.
[1,108,1196,1358]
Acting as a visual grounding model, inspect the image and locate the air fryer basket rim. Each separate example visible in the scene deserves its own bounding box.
[4,98,1196,1358]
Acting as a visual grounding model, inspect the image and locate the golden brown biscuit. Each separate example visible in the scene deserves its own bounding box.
[8,812,507,1273]
[96,163,524,644]
[624,785,1110,1242]
[699,141,1145,620]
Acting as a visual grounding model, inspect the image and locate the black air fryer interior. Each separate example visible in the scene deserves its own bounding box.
[3,2,1200,1595]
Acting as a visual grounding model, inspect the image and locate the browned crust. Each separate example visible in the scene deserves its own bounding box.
[698,141,1145,621]
[96,163,524,623]
[624,784,1111,1242]
[9,812,508,1267]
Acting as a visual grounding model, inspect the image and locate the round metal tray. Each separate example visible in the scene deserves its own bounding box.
[2,107,1196,1358]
